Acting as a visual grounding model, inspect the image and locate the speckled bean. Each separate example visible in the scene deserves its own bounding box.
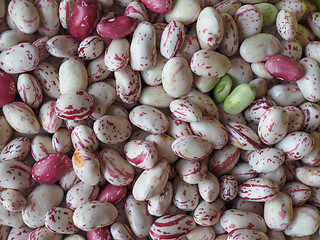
[73,200,117,231]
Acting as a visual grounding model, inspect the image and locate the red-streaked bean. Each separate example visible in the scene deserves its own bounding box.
[239,177,279,202]
[66,181,99,210]
[73,200,117,231]
[264,192,293,231]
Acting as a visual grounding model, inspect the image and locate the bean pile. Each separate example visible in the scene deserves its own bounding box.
[1,0,320,239]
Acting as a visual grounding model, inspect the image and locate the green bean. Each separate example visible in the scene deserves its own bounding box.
[213,75,233,103]
[223,83,256,115]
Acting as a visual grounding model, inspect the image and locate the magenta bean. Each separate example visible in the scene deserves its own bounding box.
[149,214,196,240]
[0,137,30,162]
[0,70,16,107]
[32,152,71,184]
[141,0,171,14]
[97,16,137,39]
[87,227,112,240]
[98,184,127,204]
[265,55,304,82]
[68,0,102,40]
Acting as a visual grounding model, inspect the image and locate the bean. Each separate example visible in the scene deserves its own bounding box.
[213,74,233,103]
[223,83,256,115]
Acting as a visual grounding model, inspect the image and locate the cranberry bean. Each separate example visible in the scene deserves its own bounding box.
[45,207,78,234]
[147,181,173,216]
[66,181,99,210]
[239,177,279,202]
[22,184,64,228]
[130,21,156,71]
[149,214,196,240]
[73,200,117,231]
[125,194,153,238]
[0,137,30,162]
[99,148,134,186]
[8,0,39,34]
